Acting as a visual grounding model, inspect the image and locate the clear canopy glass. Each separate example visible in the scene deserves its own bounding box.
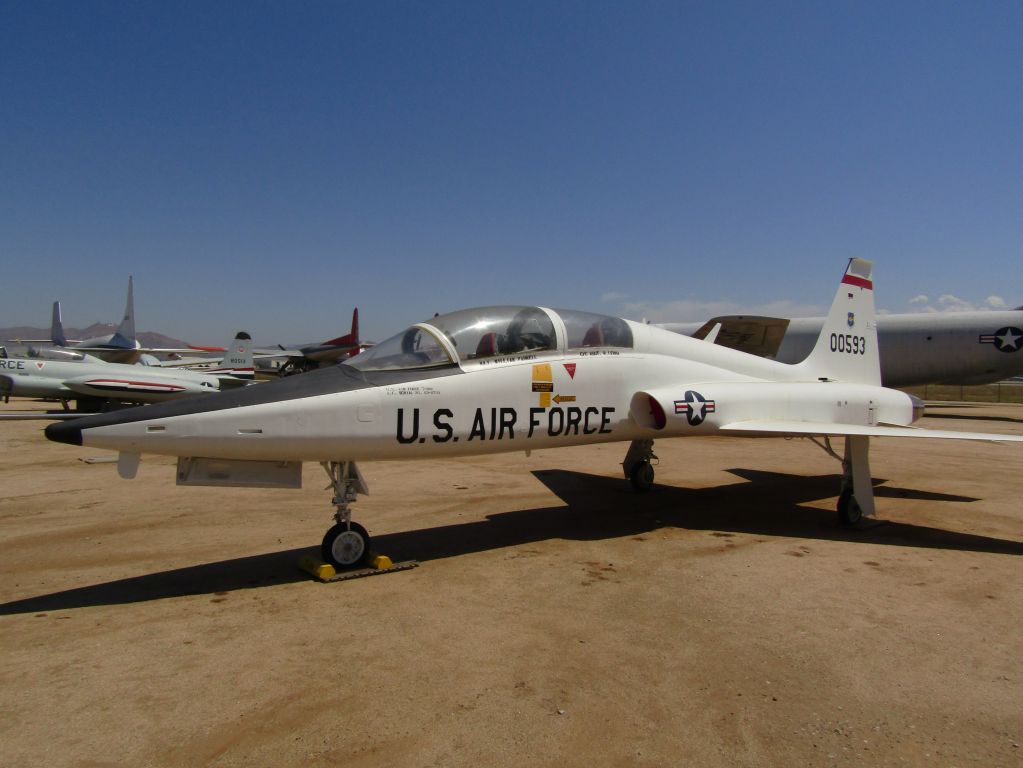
[430,306,557,360]
[346,306,632,372]
[556,309,633,349]
[346,325,455,372]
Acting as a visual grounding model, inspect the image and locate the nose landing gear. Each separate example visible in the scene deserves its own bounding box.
[320,460,371,568]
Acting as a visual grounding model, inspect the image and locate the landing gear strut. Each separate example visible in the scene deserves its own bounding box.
[623,439,657,492]
[813,435,876,526]
[320,461,371,568]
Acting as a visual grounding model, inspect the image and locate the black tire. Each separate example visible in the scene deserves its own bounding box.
[837,489,862,525]
[321,522,371,568]
[630,460,655,493]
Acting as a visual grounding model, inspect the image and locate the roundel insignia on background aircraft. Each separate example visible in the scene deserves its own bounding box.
[979,327,1023,353]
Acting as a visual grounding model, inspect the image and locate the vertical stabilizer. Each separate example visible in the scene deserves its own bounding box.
[216,332,255,381]
[323,307,360,347]
[50,301,68,347]
[794,259,881,385]
[108,276,137,349]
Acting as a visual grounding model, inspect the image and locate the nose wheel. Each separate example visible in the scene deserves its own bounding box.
[322,521,371,568]
[320,460,371,569]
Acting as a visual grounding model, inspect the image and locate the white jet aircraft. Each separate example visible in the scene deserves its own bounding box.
[45,261,1023,569]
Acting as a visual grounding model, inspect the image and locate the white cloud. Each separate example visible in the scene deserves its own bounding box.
[604,290,1016,324]
[900,293,1013,313]
[937,294,974,312]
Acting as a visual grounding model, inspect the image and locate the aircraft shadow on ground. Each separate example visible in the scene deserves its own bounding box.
[1,468,1018,615]
[371,468,1016,565]
[0,547,312,616]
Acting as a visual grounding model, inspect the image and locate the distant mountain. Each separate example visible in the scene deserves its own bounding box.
[1,323,190,349]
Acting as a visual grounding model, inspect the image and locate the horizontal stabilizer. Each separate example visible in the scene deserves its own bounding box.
[721,419,1023,443]
[692,315,790,357]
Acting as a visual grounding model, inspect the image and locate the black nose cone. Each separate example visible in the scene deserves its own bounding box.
[45,420,84,446]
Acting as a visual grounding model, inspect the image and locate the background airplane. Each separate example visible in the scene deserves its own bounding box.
[45,261,1023,571]
[154,332,255,381]
[659,308,1023,387]
[2,332,253,411]
[260,308,368,376]
[7,278,230,365]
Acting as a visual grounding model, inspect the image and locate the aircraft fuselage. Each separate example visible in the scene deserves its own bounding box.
[46,323,915,462]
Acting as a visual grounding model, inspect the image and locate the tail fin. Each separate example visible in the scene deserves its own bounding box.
[108,276,137,349]
[51,301,68,346]
[214,332,255,382]
[323,307,359,347]
[794,259,881,385]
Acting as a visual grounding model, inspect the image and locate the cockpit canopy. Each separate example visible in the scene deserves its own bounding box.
[26,346,92,362]
[346,306,633,373]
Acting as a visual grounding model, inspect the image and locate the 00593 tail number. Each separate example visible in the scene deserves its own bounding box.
[830,333,866,354]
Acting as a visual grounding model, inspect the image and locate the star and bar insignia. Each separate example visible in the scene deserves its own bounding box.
[674,390,716,426]
[979,326,1023,353]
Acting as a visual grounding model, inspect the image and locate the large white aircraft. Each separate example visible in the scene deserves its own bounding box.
[46,261,1023,569]
[659,309,1023,387]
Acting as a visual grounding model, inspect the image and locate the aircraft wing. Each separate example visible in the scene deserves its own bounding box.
[71,345,223,356]
[691,316,791,358]
[720,419,1023,442]
[254,346,299,357]
[5,337,75,344]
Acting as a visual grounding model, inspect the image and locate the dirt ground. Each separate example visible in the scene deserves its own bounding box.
[1,399,1021,767]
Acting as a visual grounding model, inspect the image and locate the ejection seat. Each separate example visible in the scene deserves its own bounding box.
[582,323,604,347]
[475,332,500,358]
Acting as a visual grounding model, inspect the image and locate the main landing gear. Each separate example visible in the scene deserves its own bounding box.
[320,461,372,568]
[813,435,876,526]
[623,439,657,492]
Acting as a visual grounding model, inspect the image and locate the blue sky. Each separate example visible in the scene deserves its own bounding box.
[2,1,1021,343]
